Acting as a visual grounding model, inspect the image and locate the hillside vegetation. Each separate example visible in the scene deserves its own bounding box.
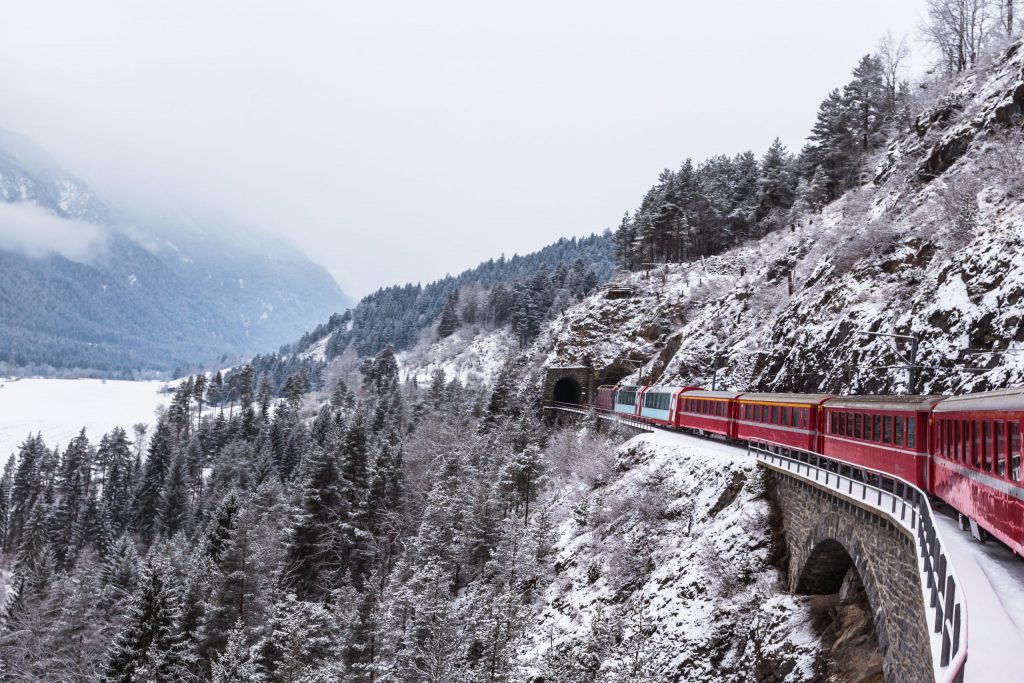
[539,40,1024,396]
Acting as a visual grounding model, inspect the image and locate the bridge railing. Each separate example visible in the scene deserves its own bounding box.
[749,439,967,683]
[542,401,654,432]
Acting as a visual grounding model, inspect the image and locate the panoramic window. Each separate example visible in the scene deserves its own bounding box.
[1011,422,1022,482]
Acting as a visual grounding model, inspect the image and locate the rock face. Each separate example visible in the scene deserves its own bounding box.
[536,40,1024,397]
[517,433,827,682]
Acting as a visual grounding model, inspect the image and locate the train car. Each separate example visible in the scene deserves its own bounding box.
[931,388,1024,556]
[613,385,644,417]
[675,390,743,439]
[596,385,618,412]
[736,393,832,452]
[638,385,700,427]
[820,395,944,489]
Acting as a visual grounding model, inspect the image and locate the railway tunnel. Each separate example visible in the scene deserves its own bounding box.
[552,376,582,404]
[543,366,594,406]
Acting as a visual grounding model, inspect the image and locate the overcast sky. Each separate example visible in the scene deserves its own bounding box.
[0,1,925,297]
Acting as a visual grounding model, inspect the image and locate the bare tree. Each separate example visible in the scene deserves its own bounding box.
[878,31,910,117]
[922,0,998,74]
[1001,0,1018,34]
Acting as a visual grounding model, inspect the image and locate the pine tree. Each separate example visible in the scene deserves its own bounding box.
[211,621,261,682]
[133,420,175,545]
[754,138,796,232]
[100,562,189,683]
[8,434,46,551]
[437,291,460,338]
[158,450,192,539]
[285,443,349,599]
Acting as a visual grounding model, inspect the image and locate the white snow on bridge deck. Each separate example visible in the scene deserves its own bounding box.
[933,513,1024,683]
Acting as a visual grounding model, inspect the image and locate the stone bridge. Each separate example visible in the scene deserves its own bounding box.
[771,473,932,683]
[757,447,966,683]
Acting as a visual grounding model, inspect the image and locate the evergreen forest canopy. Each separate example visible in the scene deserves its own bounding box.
[0,345,610,682]
[615,51,909,270]
[325,233,616,358]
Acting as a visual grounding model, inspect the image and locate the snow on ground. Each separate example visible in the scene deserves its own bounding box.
[397,326,514,386]
[518,428,823,681]
[933,512,1024,683]
[0,377,171,460]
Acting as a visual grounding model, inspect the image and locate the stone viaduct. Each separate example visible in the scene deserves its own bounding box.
[770,472,935,683]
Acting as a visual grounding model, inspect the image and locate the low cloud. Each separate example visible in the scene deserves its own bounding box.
[0,201,107,262]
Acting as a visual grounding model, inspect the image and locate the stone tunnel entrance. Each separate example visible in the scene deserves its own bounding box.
[543,366,594,406]
[552,377,582,404]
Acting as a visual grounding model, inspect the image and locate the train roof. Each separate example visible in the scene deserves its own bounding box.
[681,390,744,399]
[933,387,1024,413]
[641,385,697,394]
[824,395,947,412]
[738,393,833,405]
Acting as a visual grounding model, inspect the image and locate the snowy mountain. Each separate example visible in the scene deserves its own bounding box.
[0,129,350,376]
[534,41,1024,397]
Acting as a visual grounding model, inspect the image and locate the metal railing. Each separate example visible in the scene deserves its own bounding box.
[749,439,967,683]
[542,401,654,432]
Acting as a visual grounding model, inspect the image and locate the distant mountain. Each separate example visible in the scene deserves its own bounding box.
[0,129,350,376]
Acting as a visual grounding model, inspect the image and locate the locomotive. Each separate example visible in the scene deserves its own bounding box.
[595,384,1024,556]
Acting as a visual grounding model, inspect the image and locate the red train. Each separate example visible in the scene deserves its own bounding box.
[597,384,1024,556]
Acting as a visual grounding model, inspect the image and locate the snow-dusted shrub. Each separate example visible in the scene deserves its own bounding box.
[934,173,983,247]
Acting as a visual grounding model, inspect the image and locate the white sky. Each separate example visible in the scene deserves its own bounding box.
[0,1,925,297]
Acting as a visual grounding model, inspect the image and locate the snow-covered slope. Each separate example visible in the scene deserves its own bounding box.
[396,327,516,386]
[518,430,824,681]
[535,42,1024,396]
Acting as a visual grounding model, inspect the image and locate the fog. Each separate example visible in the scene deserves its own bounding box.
[0,202,107,262]
[0,1,924,297]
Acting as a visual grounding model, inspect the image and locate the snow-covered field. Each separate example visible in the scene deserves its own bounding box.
[0,377,171,460]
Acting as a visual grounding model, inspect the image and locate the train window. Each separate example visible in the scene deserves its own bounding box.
[781,406,789,426]
[973,421,983,468]
[944,421,952,459]
[873,415,882,442]
[838,412,845,435]
[995,422,1006,477]
[830,412,837,434]
[1010,422,1021,482]
[883,416,893,444]
[853,414,862,439]
[769,406,777,425]
[984,422,994,472]
[958,419,966,462]
[894,417,904,446]
[906,417,916,449]
[801,408,808,428]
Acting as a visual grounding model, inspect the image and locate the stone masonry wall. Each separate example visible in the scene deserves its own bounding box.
[770,472,934,683]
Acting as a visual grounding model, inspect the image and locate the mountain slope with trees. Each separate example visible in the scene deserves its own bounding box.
[0,129,350,378]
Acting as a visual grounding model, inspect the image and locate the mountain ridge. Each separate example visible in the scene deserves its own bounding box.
[0,129,350,377]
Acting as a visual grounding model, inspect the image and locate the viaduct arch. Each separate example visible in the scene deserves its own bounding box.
[772,474,934,683]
